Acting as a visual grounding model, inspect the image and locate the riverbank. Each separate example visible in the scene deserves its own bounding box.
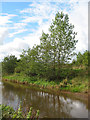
[2,73,88,97]
[2,79,88,102]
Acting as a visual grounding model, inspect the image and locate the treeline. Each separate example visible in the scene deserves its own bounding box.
[72,51,88,67]
[2,12,89,82]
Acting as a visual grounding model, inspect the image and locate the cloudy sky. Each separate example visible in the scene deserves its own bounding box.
[0,0,88,61]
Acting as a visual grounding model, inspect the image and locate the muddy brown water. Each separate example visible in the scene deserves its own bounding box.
[0,81,89,118]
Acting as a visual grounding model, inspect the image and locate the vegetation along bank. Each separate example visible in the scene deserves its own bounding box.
[0,103,39,119]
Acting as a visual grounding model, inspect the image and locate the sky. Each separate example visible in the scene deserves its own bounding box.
[0,0,89,61]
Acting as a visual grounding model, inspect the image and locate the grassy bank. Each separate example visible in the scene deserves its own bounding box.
[2,69,88,93]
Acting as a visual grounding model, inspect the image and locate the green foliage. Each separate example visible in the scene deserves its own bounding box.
[3,67,88,93]
[0,103,39,119]
[16,104,22,118]
[0,104,15,118]
[36,110,39,118]
[72,50,89,68]
[49,12,77,64]
[2,55,17,75]
[26,107,32,119]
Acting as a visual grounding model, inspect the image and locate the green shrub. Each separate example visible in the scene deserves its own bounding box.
[0,103,39,119]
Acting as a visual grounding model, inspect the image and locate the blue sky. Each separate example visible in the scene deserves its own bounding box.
[2,2,39,43]
[2,2,72,44]
[0,0,88,60]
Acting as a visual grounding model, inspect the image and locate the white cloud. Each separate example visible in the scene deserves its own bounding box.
[69,0,88,53]
[22,16,41,23]
[0,27,9,45]
[0,13,17,26]
[8,22,27,30]
[23,34,40,48]
[20,2,61,26]
[0,13,17,46]
[9,29,28,38]
[0,13,28,40]
[14,22,27,29]
[0,38,29,61]
[0,16,12,26]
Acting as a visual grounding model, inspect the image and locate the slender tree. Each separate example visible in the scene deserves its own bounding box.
[49,12,78,68]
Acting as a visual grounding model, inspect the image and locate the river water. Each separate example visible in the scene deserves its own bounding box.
[0,81,89,118]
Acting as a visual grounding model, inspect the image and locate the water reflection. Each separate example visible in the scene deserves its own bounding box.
[1,81,88,118]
